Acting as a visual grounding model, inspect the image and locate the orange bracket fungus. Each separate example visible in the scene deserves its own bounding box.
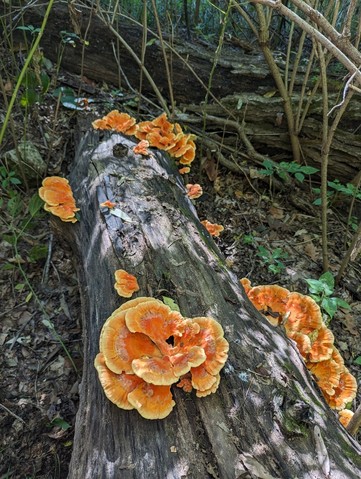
[114,269,140,298]
[241,279,358,426]
[201,220,224,237]
[133,140,150,156]
[92,111,197,168]
[95,292,229,419]
[186,183,203,200]
[100,200,116,209]
[92,110,138,135]
[38,176,79,223]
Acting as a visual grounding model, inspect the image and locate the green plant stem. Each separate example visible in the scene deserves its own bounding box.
[0,0,55,147]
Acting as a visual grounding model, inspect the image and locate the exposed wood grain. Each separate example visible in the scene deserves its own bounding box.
[55,129,361,478]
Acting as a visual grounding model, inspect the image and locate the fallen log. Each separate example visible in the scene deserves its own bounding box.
[55,127,361,478]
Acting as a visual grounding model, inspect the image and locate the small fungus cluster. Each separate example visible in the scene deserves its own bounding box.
[201,220,224,237]
[92,110,196,169]
[95,292,229,419]
[38,176,79,223]
[186,183,203,199]
[92,110,138,135]
[241,279,357,427]
[114,269,140,298]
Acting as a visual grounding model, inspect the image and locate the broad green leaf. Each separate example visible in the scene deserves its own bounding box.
[28,192,44,217]
[335,298,351,309]
[321,297,338,319]
[318,271,334,294]
[354,356,361,365]
[53,86,75,98]
[15,283,25,291]
[295,172,305,182]
[301,166,319,174]
[51,417,71,430]
[305,278,324,294]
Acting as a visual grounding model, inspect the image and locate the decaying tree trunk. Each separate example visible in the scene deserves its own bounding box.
[4,1,361,182]
[56,128,361,479]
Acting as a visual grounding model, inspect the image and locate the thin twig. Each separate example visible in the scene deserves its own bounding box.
[0,403,26,424]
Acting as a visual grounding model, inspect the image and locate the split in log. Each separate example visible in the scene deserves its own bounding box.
[54,127,361,478]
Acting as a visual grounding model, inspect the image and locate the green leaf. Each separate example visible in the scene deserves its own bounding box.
[20,89,40,107]
[53,86,75,98]
[51,417,71,430]
[10,177,22,185]
[321,297,338,319]
[162,296,180,312]
[305,278,324,294]
[301,166,319,174]
[15,283,25,291]
[2,262,16,270]
[294,172,305,182]
[7,194,23,216]
[146,38,157,47]
[318,271,334,294]
[28,192,44,217]
[40,71,50,93]
[335,298,351,309]
[2,234,16,245]
[354,356,361,365]
[25,292,33,303]
[28,244,48,262]
[236,98,243,110]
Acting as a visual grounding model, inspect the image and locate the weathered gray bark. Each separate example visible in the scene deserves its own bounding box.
[57,128,361,479]
[3,1,361,182]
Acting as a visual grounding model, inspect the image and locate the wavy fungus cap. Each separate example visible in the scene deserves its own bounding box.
[99,307,161,374]
[94,353,143,410]
[201,220,224,237]
[92,110,137,135]
[323,369,358,410]
[39,176,79,223]
[306,348,344,396]
[284,292,323,335]
[95,295,229,419]
[127,383,175,420]
[247,284,290,326]
[114,269,140,298]
[338,409,354,428]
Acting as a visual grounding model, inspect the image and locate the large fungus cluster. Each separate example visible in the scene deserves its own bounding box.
[38,176,79,223]
[92,111,197,168]
[95,296,229,419]
[241,279,357,427]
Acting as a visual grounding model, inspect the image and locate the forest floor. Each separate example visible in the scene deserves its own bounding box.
[0,70,361,478]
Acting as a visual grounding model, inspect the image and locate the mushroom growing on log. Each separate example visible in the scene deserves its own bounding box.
[54,127,361,479]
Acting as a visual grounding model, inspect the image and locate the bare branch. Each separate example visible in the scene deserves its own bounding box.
[249,0,361,86]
